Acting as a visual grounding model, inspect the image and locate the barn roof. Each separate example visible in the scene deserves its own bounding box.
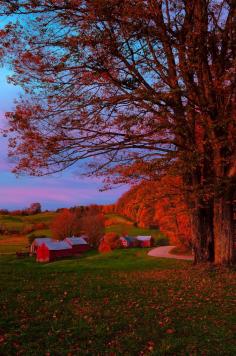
[43,240,72,251]
[34,237,53,245]
[122,236,136,244]
[65,237,88,245]
[136,236,152,241]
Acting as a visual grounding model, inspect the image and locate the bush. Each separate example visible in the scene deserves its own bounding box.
[22,224,35,235]
[103,232,120,250]
[155,236,169,246]
[98,240,112,254]
[34,222,47,230]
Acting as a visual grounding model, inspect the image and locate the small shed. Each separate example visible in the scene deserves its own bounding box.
[80,234,89,242]
[136,236,153,248]
[36,240,72,263]
[120,236,137,248]
[30,237,53,255]
[65,237,90,254]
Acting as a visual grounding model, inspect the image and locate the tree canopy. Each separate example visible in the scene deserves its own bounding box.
[0,0,235,264]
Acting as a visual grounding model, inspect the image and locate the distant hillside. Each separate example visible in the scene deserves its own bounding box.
[113,178,192,249]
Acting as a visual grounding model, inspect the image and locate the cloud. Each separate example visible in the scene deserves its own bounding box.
[0,183,128,210]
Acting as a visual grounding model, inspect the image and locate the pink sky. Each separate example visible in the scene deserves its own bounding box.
[0,68,128,210]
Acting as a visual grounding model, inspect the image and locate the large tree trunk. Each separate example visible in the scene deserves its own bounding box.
[214,187,236,265]
[191,199,214,263]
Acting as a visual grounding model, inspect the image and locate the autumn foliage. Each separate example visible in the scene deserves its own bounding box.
[116,177,191,249]
[98,240,112,254]
[81,212,105,248]
[51,209,80,241]
[0,1,235,264]
[103,232,120,250]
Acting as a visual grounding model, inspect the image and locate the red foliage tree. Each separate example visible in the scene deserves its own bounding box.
[81,212,105,248]
[51,209,81,241]
[103,232,120,250]
[116,176,191,249]
[0,1,235,264]
[98,240,112,254]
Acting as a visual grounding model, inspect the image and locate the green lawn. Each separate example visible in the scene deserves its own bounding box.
[0,212,56,234]
[0,250,235,355]
[105,213,168,245]
[0,212,56,254]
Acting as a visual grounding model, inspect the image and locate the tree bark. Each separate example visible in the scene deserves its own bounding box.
[191,200,214,263]
[214,187,235,265]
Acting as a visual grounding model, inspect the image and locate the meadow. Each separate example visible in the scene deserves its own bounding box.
[0,250,235,355]
[0,212,235,355]
[0,212,55,254]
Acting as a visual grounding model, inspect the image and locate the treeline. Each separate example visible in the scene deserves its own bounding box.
[0,203,42,216]
[51,205,105,248]
[104,177,192,249]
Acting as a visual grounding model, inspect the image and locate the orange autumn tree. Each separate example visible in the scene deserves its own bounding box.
[0,1,235,265]
[51,209,81,241]
[116,177,191,249]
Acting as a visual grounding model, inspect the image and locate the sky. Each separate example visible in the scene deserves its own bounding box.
[0,68,128,210]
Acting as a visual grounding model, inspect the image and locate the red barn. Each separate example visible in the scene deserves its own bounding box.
[30,237,53,255]
[120,236,138,248]
[136,236,153,248]
[65,237,90,254]
[36,240,72,263]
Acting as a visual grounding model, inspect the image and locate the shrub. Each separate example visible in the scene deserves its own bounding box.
[103,232,120,250]
[34,222,47,230]
[155,236,169,247]
[98,240,112,254]
[22,224,35,235]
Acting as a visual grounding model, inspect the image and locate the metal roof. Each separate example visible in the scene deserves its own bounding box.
[65,237,88,245]
[34,238,53,245]
[42,240,72,251]
[136,236,152,241]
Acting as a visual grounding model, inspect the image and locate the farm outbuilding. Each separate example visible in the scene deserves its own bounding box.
[65,237,90,254]
[120,236,137,248]
[36,240,72,263]
[136,236,153,248]
[30,237,53,255]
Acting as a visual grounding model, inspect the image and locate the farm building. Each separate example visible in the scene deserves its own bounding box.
[30,237,54,255]
[120,236,137,248]
[65,237,90,254]
[136,236,153,248]
[80,235,89,242]
[36,240,72,263]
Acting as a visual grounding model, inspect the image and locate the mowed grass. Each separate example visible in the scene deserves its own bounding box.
[105,214,167,244]
[0,250,235,355]
[0,212,56,254]
[0,236,29,254]
[0,212,56,233]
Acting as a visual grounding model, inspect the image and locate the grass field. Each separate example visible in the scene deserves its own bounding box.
[0,212,56,233]
[105,214,167,245]
[0,212,56,254]
[0,250,235,355]
[0,235,29,254]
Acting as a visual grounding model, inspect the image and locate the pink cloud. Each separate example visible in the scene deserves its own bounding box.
[0,184,127,209]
